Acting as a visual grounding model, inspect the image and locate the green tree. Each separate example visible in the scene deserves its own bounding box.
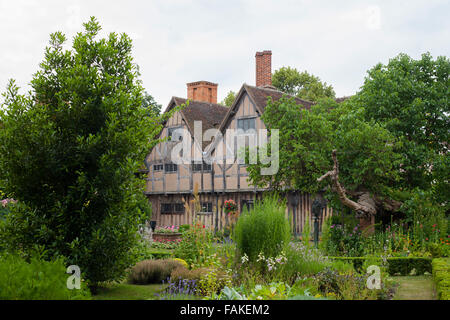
[356,53,449,209]
[247,95,401,218]
[142,91,162,116]
[248,52,449,219]
[272,67,335,102]
[0,17,167,289]
[221,90,236,107]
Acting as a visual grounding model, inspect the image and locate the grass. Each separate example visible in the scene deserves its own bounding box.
[392,275,436,300]
[93,282,165,300]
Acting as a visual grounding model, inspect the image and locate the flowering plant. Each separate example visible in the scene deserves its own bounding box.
[154,225,179,234]
[1,198,16,208]
[224,199,237,214]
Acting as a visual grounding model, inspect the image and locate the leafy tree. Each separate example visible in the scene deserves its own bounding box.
[356,53,449,209]
[246,96,400,218]
[272,67,336,102]
[0,17,166,289]
[221,90,236,107]
[142,91,161,116]
[248,52,449,221]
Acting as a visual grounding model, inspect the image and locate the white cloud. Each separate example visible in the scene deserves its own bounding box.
[0,0,448,106]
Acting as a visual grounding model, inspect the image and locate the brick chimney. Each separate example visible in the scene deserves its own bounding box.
[255,50,272,87]
[187,81,218,103]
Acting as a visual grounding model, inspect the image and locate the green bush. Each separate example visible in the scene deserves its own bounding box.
[0,254,91,300]
[170,266,208,283]
[0,18,160,288]
[128,259,183,285]
[178,224,190,234]
[174,221,214,266]
[330,256,432,275]
[432,258,450,300]
[233,196,291,263]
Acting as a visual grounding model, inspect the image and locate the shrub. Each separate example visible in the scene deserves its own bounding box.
[197,267,232,297]
[174,221,214,266]
[128,259,183,285]
[330,256,432,275]
[432,258,450,300]
[0,18,161,288]
[0,254,91,300]
[233,196,291,263]
[178,224,190,234]
[170,266,208,283]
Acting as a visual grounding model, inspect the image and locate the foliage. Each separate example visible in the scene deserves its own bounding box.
[150,238,181,250]
[432,258,450,300]
[313,267,382,300]
[178,224,190,233]
[129,236,159,262]
[279,242,353,284]
[233,196,291,263]
[0,17,175,287]
[174,221,214,266]
[141,91,162,116]
[302,213,311,248]
[221,91,236,107]
[156,278,198,300]
[213,282,326,300]
[272,67,335,102]
[356,53,450,208]
[170,266,208,283]
[330,256,432,276]
[127,259,183,285]
[0,254,91,300]
[197,267,232,297]
[327,224,365,257]
[172,258,189,269]
[247,95,400,202]
[154,225,179,234]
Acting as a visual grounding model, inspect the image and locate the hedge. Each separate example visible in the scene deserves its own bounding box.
[432,258,450,300]
[330,256,432,275]
[148,250,173,260]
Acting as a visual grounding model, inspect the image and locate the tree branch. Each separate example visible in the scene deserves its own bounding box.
[317,149,377,216]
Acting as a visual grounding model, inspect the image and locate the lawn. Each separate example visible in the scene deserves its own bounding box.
[93,282,165,300]
[392,276,437,300]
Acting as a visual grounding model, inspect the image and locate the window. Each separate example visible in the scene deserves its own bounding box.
[168,126,183,141]
[164,163,178,173]
[161,203,172,214]
[241,200,254,212]
[153,164,163,171]
[161,203,185,214]
[174,203,185,213]
[192,162,212,172]
[237,118,256,131]
[200,202,213,213]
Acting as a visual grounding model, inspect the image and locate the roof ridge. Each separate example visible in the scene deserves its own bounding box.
[244,83,315,105]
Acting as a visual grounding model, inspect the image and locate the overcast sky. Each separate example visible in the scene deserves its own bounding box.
[0,0,449,107]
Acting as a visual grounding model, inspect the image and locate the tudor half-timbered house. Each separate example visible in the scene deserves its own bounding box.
[144,51,334,234]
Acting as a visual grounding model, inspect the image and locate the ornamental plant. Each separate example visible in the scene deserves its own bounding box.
[233,196,291,264]
[0,17,170,289]
[224,199,237,214]
[174,221,214,266]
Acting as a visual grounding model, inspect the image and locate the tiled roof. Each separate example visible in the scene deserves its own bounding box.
[243,84,315,112]
[171,97,229,149]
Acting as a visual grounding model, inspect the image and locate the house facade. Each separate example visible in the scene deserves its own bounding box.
[143,51,334,234]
